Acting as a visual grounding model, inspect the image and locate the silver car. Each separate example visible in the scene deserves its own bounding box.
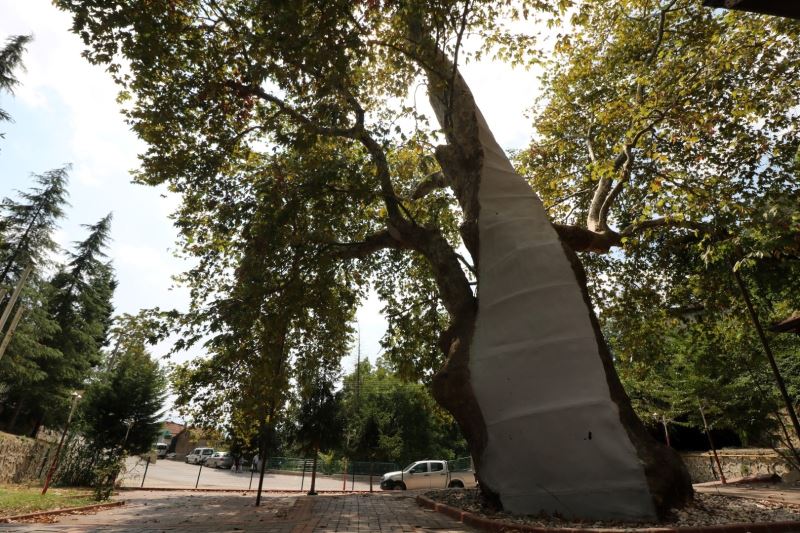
[205,451,233,469]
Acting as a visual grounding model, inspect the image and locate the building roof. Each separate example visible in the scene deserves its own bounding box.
[162,421,186,437]
[703,0,800,19]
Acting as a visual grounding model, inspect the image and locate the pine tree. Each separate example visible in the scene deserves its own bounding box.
[4,214,116,434]
[0,34,31,128]
[81,333,167,456]
[0,167,70,285]
[48,213,116,384]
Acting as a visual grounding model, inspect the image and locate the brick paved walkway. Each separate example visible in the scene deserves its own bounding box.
[0,490,476,532]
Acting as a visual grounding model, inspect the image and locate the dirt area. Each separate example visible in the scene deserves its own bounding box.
[426,488,800,530]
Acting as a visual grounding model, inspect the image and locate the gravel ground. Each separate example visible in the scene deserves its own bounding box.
[426,488,800,530]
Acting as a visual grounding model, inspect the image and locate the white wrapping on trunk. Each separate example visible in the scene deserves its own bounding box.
[470,109,656,519]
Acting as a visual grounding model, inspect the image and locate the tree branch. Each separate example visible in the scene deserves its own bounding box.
[620,216,706,238]
[327,230,407,259]
[224,81,360,138]
[411,171,449,200]
[553,223,621,253]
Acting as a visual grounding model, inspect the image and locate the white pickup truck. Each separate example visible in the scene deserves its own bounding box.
[380,459,476,490]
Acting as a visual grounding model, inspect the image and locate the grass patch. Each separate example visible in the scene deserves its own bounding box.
[0,485,96,517]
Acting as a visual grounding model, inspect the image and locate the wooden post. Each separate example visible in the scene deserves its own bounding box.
[42,392,81,494]
[0,265,31,332]
[699,402,726,484]
[308,449,318,496]
[140,456,151,488]
[342,458,347,491]
[0,305,25,361]
[195,462,203,488]
[733,267,800,444]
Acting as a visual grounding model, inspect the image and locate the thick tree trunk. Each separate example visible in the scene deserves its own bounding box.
[424,55,692,520]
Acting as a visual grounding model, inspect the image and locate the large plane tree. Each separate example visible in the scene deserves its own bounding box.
[57,0,693,519]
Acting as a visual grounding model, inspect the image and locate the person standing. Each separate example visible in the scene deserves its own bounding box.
[252,453,259,473]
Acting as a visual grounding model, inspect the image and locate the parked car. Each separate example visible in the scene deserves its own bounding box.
[185,447,215,464]
[380,460,476,490]
[155,443,168,459]
[205,451,233,469]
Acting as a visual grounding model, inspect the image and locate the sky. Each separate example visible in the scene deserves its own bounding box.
[0,1,543,386]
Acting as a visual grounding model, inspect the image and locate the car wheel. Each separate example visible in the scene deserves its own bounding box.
[395,481,406,490]
[448,480,464,488]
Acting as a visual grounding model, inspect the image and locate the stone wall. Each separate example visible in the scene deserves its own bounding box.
[681,448,793,483]
[0,430,54,484]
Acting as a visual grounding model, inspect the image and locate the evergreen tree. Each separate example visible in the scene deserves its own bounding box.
[7,214,116,434]
[0,167,70,285]
[81,335,167,455]
[0,276,62,433]
[0,34,31,131]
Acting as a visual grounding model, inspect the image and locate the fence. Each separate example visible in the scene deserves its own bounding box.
[448,456,473,472]
[121,455,474,491]
[265,456,399,477]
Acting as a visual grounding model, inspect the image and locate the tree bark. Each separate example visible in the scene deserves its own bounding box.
[415,39,692,520]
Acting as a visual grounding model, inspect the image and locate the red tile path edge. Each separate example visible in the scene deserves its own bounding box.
[416,495,800,533]
[0,500,124,524]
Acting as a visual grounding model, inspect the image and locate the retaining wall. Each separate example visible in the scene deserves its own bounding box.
[0,430,53,484]
[681,448,793,483]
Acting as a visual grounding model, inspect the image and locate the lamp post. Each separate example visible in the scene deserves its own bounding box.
[42,391,82,495]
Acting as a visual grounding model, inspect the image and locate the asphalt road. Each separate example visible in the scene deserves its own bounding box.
[119,457,376,492]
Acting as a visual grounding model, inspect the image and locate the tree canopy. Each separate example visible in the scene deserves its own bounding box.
[55,0,799,517]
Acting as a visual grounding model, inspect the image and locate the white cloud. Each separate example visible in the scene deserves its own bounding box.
[1,1,143,188]
[113,243,173,282]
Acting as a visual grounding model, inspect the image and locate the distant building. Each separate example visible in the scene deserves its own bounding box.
[161,421,186,442]
[166,426,219,459]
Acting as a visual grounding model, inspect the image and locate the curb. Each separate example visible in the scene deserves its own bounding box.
[0,500,124,524]
[416,495,800,533]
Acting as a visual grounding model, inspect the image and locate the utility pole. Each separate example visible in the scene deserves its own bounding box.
[42,391,82,494]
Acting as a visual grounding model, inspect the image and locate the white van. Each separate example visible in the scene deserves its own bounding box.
[155,443,168,458]
[185,447,215,464]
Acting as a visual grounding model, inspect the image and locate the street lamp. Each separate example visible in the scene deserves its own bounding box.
[42,391,82,495]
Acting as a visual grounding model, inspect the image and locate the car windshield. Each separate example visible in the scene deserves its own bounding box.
[403,462,418,472]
